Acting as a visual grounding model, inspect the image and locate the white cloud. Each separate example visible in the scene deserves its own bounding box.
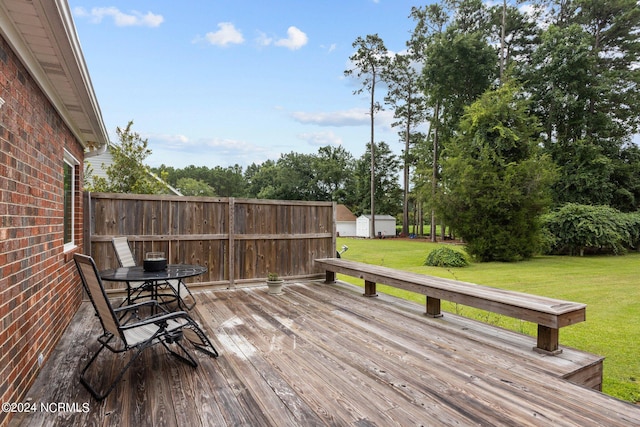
[274,26,308,50]
[146,133,190,147]
[202,22,245,47]
[297,131,343,147]
[201,137,260,152]
[291,109,370,126]
[73,7,163,27]
[149,133,254,153]
[320,43,337,53]
[255,31,274,47]
[146,134,275,168]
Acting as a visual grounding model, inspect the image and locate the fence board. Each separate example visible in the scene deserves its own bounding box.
[87,193,335,291]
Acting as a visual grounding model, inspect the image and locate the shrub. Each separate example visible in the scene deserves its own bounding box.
[541,203,640,255]
[424,247,469,267]
[618,211,640,251]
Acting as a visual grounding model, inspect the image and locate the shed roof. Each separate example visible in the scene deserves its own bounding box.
[336,204,357,221]
[358,214,396,221]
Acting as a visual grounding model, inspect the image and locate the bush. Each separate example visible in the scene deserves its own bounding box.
[424,247,469,267]
[541,203,640,255]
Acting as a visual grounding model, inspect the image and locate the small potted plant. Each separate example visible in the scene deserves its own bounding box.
[266,272,284,295]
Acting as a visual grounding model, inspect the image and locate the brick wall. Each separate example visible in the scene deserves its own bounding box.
[0,35,85,426]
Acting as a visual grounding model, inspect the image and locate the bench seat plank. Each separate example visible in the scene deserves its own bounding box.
[315,258,586,354]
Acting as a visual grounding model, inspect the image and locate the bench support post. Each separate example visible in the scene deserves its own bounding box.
[363,280,377,297]
[535,325,562,355]
[425,297,443,318]
[324,270,336,283]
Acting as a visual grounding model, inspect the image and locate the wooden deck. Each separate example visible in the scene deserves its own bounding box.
[11,280,640,426]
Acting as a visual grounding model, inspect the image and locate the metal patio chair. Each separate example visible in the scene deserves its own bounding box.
[112,236,197,310]
[74,253,218,401]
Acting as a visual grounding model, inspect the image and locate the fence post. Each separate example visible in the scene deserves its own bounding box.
[228,197,235,289]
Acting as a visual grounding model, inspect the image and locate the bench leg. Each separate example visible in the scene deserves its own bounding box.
[363,280,377,297]
[324,270,336,283]
[425,297,443,318]
[534,325,562,355]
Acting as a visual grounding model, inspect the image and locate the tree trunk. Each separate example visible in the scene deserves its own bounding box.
[402,122,410,236]
[500,0,506,82]
[431,101,440,242]
[418,201,423,236]
[370,74,376,239]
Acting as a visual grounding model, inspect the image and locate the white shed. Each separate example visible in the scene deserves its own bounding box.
[356,215,397,238]
[336,204,357,237]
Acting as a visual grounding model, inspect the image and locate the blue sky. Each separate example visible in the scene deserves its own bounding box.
[69,1,426,169]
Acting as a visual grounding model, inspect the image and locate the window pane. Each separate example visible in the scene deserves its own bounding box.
[64,162,73,244]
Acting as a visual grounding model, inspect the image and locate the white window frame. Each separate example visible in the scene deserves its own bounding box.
[63,150,80,252]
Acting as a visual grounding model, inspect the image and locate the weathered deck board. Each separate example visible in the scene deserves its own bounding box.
[10,280,640,427]
[299,281,604,388]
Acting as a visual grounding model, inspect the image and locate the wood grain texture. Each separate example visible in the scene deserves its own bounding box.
[315,258,586,353]
[12,281,637,427]
[88,194,333,292]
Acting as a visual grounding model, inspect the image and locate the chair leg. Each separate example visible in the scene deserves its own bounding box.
[166,280,196,311]
[80,341,146,401]
[161,338,198,367]
[178,281,197,311]
[183,321,219,358]
[79,341,108,399]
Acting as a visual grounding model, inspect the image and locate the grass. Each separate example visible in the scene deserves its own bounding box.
[336,237,640,403]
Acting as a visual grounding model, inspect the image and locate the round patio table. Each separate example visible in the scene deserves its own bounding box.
[100,264,207,310]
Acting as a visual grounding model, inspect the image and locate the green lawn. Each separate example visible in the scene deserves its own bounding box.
[336,237,640,403]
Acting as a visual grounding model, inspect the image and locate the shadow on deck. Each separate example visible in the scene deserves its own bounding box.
[10,280,640,426]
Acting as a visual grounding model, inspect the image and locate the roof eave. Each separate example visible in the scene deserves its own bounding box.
[0,0,109,153]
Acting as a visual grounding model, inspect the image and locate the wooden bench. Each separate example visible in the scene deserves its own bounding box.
[315,258,586,355]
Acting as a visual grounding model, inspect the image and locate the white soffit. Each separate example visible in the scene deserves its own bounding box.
[0,0,108,151]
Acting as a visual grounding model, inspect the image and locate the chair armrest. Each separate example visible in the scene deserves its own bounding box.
[119,310,191,330]
[114,300,164,314]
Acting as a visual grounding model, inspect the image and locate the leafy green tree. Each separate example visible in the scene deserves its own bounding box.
[244,153,319,201]
[421,28,497,142]
[157,164,248,197]
[209,165,248,197]
[345,34,389,238]
[439,81,557,261]
[611,144,640,211]
[524,0,640,209]
[158,165,205,189]
[526,24,597,145]
[313,146,355,203]
[176,177,216,196]
[487,0,540,81]
[353,142,402,217]
[447,0,491,33]
[409,4,450,240]
[86,121,168,194]
[410,131,434,235]
[272,152,319,200]
[549,139,616,206]
[383,52,428,236]
[419,28,497,240]
[410,0,498,240]
[245,160,278,199]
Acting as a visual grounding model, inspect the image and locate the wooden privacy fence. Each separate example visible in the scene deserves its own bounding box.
[85,192,335,291]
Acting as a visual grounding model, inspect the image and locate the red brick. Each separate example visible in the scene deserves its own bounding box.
[0,32,86,424]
